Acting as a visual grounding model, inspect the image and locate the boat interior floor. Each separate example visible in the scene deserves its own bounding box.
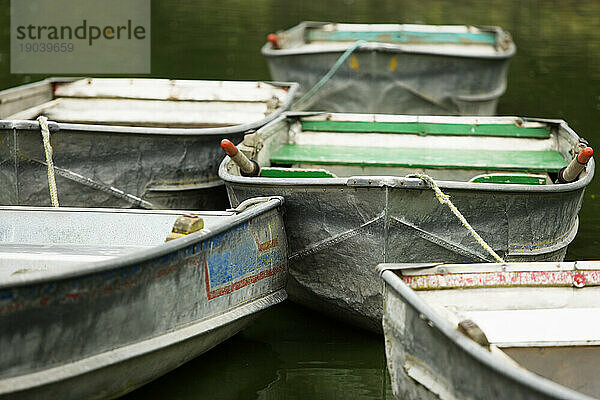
[0,208,235,278]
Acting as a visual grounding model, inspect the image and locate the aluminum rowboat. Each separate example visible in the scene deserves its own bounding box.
[379,262,600,400]
[0,197,287,399]
[262,22,514,115]
[219,112,594,331]
[0,78,297,210]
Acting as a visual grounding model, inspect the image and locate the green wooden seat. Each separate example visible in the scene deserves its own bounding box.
[470,173,548,185]
[260,167,337,178]
[301,120,551,139]
[270,144,568,173]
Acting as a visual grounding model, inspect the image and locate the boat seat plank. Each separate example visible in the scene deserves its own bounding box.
[25,98,268,128]
[301,120,551,139]
[463,308,600,346]
[259,167,337,178]
[306,30,497,45]
[270,144,568,173]
[54,78,288,103]
[469,173,548,185]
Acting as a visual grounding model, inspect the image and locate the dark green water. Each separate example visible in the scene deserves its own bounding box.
[1,0,599,398]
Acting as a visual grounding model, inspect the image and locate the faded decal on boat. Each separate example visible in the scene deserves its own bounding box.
[0,253,198,315]
[403,269,600,290]
[205,215,284,300]
[0,209,286,314]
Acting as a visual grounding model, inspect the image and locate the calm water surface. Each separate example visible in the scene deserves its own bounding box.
[0,0,599,398]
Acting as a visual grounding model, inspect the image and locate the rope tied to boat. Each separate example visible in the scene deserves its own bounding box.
[293,40,365,111]
[37,116,59,207]
[407,173,505,263]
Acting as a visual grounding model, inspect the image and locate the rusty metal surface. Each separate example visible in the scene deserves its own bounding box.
[0,78,298,210]
[218,114,594,332]
[401,267,600,290]
[0,197,288,399]
[263,22,514,115]
[379,267,595,400]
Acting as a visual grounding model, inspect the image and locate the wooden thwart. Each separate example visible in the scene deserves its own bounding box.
[470,174,547,185]
[301,120,551,139]
[270,144,568,173]
[260,167,337,178]
[306,29,497,45]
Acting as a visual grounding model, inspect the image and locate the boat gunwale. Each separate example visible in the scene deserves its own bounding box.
[395,260,600,276]
[0,78,299,136]
[0,197,285,289]
[261,21,516,60]
[218,114,595,194]
[378,265,596,400]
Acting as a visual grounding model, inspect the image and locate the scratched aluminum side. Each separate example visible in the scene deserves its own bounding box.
[0,197,288,400]
[262,22,514,115]
[379,267,594,400]
[218,114,593,332]
[0,78,298,210]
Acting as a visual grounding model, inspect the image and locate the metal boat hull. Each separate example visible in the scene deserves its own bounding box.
[219,113,593,332]
[0,78,297,210]
[224,181,582,332]
[379,263,600,400]
[266,50,509,115]
[263,22,514,115]
[5,297,279,400]
[0,198,288,399]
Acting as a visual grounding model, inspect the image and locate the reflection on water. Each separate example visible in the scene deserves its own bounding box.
[1,0,600,398]
[124,334,280,399]
[125,303,392,400]
[258,368,393,400]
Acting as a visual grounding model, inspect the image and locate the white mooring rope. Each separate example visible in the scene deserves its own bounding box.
[37,116,59,207]
[408,173,505,263]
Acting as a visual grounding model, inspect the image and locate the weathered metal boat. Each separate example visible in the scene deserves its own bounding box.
[0,78,297,209]
[262,22,515,115]
[0,196,288,399]
[379,261,600,400]
[219,112,594,331]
